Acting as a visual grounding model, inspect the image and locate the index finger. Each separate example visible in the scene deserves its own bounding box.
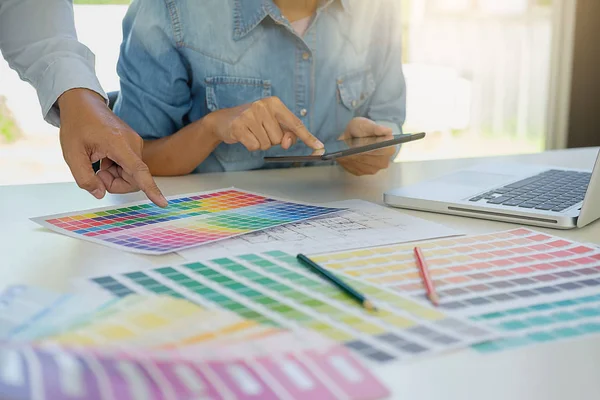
[269,101,324,150]
[107,144,168,208]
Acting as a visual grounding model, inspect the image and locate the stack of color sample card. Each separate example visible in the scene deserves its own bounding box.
[80,228,600,359]
[0,286,389,400]
[80,253,496,364]
[305,228,600,352]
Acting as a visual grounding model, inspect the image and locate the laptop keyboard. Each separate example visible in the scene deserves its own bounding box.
[469,169,591,212]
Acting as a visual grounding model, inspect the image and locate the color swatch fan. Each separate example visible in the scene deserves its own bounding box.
[0,286,390,400]
[31,189,342,255]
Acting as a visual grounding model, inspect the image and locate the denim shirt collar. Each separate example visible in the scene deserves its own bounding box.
[233,0,350,40]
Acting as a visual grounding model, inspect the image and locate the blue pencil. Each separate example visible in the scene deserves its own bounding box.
[297,254,377,311]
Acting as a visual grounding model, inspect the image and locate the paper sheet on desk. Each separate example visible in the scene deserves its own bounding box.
[178,200,462,261]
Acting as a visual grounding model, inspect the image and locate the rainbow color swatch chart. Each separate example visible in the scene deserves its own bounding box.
[31,189,342,255]
[0,287,390,400]
[82,251,495,364]
[309,228,600,352]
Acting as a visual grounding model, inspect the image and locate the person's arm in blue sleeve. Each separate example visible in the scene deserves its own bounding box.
[114,0,192,143]
[113,0,210,177]
[337,0,406,176]
[367,0,407,134]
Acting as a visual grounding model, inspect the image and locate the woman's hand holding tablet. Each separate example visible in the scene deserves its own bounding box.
[265,117,426,176]
[337,118,399,176]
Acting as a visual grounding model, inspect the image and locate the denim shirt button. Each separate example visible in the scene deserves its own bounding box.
[300,108,308,117]
[302,52,310,60]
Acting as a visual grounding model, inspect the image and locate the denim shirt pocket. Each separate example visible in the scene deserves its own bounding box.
[336,67,376,128]
[205,76,272,168]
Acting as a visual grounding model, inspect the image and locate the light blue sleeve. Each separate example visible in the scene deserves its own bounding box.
[0,0,106,127]
[368,0,407,132]
[114,0,192,140]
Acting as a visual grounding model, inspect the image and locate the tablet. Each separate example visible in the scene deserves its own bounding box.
[263,133,426,163]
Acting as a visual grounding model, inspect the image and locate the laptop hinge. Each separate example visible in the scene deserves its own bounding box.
[447,207,559,224]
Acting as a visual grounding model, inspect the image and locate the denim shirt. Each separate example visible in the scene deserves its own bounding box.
[115,0,406,173]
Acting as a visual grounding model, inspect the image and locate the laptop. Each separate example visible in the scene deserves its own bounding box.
[384,150,600,229]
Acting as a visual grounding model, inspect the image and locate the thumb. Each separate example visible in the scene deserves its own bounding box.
[108,145,168,208]
[348,117,385,138]
[373,124,394,137]
[360,118,394,137]
[65,151,107,199]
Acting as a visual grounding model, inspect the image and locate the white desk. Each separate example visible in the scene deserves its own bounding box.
[1,148,599,400]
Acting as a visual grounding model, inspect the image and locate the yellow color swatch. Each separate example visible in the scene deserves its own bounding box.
[130,313,169,329]
[305,322,354,342]
[95,324,136,340]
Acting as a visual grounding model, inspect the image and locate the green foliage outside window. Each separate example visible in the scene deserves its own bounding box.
[0,97,22,144]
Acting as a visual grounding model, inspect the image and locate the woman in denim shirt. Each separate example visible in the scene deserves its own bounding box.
[114,0,406,176]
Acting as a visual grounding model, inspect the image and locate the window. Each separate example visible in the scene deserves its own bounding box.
[397,0,556,162]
